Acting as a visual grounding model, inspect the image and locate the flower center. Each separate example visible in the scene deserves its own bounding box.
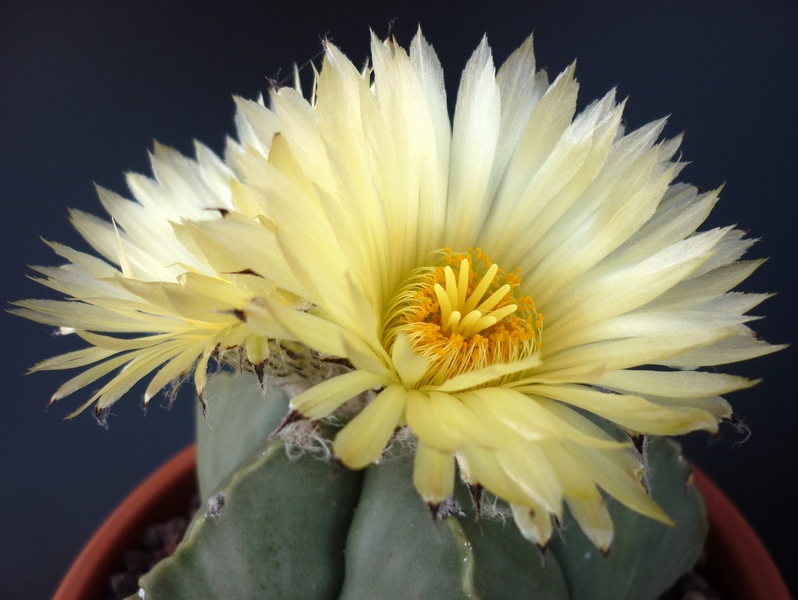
[383,248,542,387]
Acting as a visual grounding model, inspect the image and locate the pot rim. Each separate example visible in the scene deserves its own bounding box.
[52,445,197,600]
[693,467,791,600]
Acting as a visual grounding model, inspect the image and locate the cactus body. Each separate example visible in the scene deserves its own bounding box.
[550,437,707,600]
[138,373,707,599]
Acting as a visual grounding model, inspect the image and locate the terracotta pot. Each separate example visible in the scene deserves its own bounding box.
[53,445,791,600]
[693,468,792,600]
[52,445,197,600]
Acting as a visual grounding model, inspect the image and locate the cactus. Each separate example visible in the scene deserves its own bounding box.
[10,26,774,600]
[136,372,707,599]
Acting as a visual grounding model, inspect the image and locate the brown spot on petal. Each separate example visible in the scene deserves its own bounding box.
[226,268,263,277]
[204,207,229,217]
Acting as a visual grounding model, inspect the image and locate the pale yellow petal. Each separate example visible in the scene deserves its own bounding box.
[143,339,209,404]
[458,444,550,509]
[50,351,145,402]
[405,390,461,451]
[445,36,501,250]
[494,442,562,516]
[659,329,785,368]
[28,346,116,373]
[428,391,495,448]
[526,383,719,435]
[391,332,430,387]
[413,440,456,505]
[510,502,553,548]
[563,441,672,525]
[460,387,628,448]
[567,497,614,552]
[244,333,270,366]
[334,384,407,468]
[427,352,541,393]
[290,370,389,419]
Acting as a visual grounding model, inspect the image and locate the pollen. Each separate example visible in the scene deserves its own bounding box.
[383,249,542,387]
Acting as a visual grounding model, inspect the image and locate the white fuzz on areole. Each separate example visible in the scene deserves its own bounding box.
[15,28,782,548]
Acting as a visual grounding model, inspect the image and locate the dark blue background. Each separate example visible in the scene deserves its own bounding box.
[2,1,796,598]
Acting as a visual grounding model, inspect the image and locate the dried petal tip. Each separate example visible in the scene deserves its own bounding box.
[253,362,266,387]
[197,392,208,420]
[537,541,549,555]
[272,409,306,437]
[467,483,484,520]
[93,406,110,429]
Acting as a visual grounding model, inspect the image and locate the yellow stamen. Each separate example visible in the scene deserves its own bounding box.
[383,249,542,388]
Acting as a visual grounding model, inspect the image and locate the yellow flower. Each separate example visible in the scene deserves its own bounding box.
[12,143,289,421]
[184,29,780,550]
[16,27,780,551]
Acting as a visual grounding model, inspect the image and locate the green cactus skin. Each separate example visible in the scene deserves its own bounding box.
[139,436,363,599]
[196,374,291,501]
[136,373,707,600]
[550,437,707,600]
[338,448,569,600]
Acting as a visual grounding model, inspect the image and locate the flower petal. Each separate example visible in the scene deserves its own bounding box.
[566,497,614,552]
[406,390,461,451]
[445,36,501,250]
[427,352,541,393]
[511,502,553,548]
[291,370,390,419]
[526,384,719,435]
[334,384,407,468]
[391,332,430,387]
[413,440,455,505]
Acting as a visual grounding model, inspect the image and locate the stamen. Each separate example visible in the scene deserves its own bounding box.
[383,248,542,388]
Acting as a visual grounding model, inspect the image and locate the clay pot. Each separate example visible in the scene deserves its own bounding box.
[52,445,197,600]
[52,445,791,600]
[693,468,791,600]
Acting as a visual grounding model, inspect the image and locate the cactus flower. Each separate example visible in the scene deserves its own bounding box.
[15,29,780,553]
[184,30,780,550]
